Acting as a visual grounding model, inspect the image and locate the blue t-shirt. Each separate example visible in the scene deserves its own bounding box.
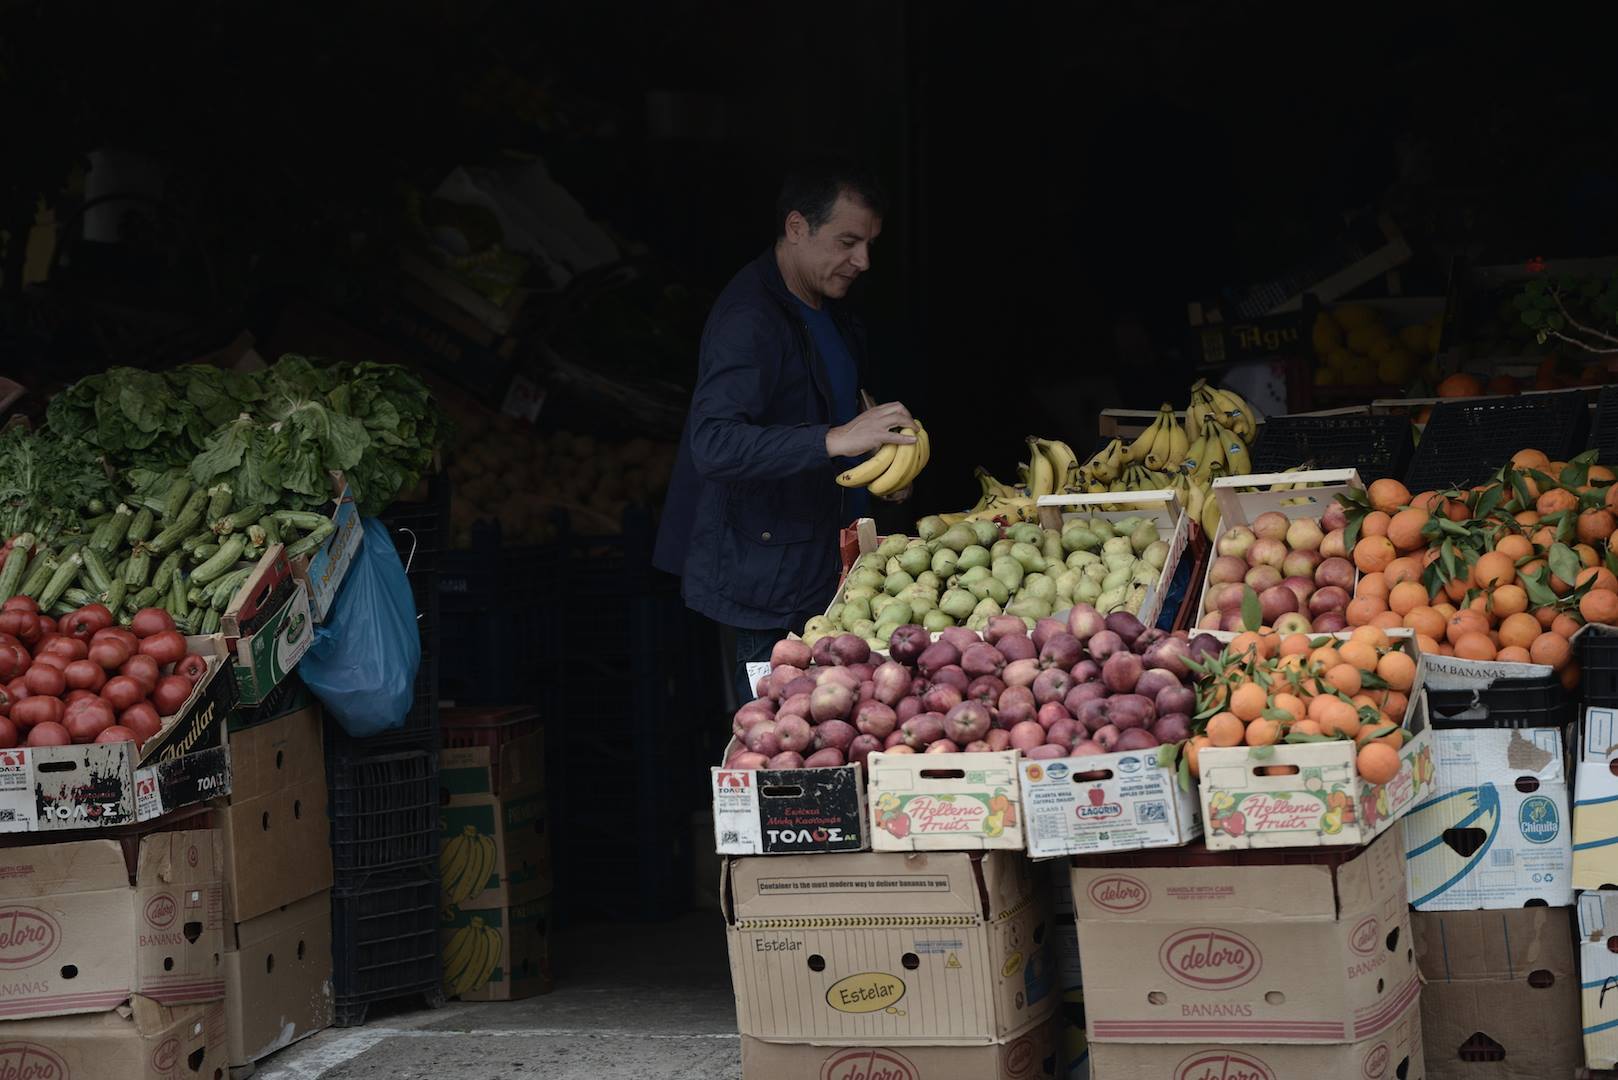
[794,298,868,514]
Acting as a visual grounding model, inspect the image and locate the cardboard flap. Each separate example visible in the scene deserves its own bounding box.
[1333,825,1409,914]
[0,836,129,896]
[136,830,218,887]
[978,852,1042,921]
[225,706,322,800]
[728,852,984,922]
[230,891,330,951]
[1413,908,1576,982]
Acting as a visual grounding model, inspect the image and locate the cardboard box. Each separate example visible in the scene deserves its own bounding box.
[1197,673,1435,851]
[1195,469,1365,621]
[713,746,868,855]
[0,828,224,1020]
[1574,706,1618,889]
[1580,890,1618,1068]
[290,473,364,623]
[1412,907,1580,1080]
[218,705,332,923]
[0,998,229,1080]
[1403,726,1571,910]
[440,731,551,908]
[724,851,1055,1045]
[223,891,333,1066]
[440,894,552,1002]
[1020,747,1200,858]
[1033,489,1194,631]
[738,1020,1055,1080]
[1070,827,1419,1044]
[868,751,1024,852]
[223,546,314,705]
[0,636,235,833]
[1087,994,1424,1079]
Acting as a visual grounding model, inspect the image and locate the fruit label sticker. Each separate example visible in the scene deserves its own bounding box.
[868,750,1024,851]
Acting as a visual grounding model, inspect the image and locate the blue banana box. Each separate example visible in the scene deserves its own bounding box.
[1404,725,1571,910]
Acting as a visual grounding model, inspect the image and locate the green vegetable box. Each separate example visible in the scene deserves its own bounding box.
[222,546,313,706]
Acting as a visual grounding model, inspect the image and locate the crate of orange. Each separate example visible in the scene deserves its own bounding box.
[1183,624,1434,851]
[1339,451,1608,699]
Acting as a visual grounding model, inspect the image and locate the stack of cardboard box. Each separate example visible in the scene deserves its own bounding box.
[217,702,336,1071]
[1405,658,1582,1077]
[1574,700,1618,1068]
[438,708,551,1001]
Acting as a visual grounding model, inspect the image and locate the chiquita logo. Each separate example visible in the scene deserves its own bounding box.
[1174,1049,1276,1080]
[1349,916,1381,956]
[0,909,59,969]
[1518,795,1560,845]
[0,1042,69,1079]
[820,1048,917,1080]
[825,973,906,1014]
[1088,874,1150,913]
[1159,928,1261,988]
[152,1036,180,1072]
[144,894,177,929]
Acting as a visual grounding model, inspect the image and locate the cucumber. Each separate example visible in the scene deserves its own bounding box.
[284,520,337,560]
[146,491,210,554]
[272,510,332,532]
[0,535,35,601]
[205,484,234,522]
[40,553,83,609]
[80,548,113,595]
[214,504,268,537]
[125,549,152,588]
[130,585,162,611]
[241,543,265,562]
[257,515,282,547]
[19,549,56,600]
[62,587,97,609]
[91,504,134,554]
[161,477,193,522]
[201,608,221,634]
[152,551,184,592]
[127,507,155,544]
[190,543,220,566]
[192,536,245,584]
[102,580,127,613]
[211,567,254,610]
[86,498,107,516]
[182,529,216,555]
[170,574,190,617]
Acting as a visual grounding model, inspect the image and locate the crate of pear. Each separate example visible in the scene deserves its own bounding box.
[1036,489,1194,630]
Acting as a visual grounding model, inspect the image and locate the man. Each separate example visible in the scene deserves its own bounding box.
[654,163,913,705]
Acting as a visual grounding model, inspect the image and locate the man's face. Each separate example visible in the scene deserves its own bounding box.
[786,193,882,301]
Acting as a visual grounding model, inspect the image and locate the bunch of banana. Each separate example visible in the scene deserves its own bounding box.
[1025,436,1080,497]
[936,466,1037,526]
[441,825,498,909]
[837,420,931,496]
[1186,380,1258,443]
[1077,438,1125,484]
[1123,403,1191,471]
[1184,415,1253,482]
[442,916,504,997]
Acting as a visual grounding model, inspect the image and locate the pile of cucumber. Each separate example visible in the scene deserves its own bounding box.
[0,474,333,635]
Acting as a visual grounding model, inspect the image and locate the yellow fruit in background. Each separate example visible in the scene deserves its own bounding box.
[1334,304,1378,331]
[1347,323,1391,354]
[1315,365,1341,386]
[1343,355,1378,384]
[1398,324,1429,353]
[1369,336,1401,358]
[1326,347,1356,371]
[1313,313,1342,354]
[1377,349,1417,385]
[1426,324,1442,354]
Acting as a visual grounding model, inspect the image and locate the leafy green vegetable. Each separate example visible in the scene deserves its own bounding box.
[0,423,116,540]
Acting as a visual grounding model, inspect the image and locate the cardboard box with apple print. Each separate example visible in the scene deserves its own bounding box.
[1020,746,1200,857]
[867,750,1024,852]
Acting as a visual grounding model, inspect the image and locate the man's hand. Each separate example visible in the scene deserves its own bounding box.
[827,401,916,459]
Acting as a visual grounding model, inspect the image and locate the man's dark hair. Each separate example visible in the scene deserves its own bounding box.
[776,162,885,237]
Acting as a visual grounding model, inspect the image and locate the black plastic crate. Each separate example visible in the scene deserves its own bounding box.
[1404,391,1588,493]
[1582,626,1618,707]
[331,863,444,1027]
[438,538,562,707]
[1591,385,1618,466]
[379,474,450,576]
[1425,678,1577,730]
[328,748,439,876]
[1250,413,1414,481]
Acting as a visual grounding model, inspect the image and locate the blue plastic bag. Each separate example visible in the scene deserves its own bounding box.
[299,518,421,738]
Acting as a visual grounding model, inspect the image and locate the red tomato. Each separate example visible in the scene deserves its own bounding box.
[119,702,161,742]
[94,725,136,745]
[62,604,113,641]
[63,697,115,743]
[0,716,18,748]
[25,720,70,746]
[0,644,28,681]
[41,637,88,662]
[63,660,107,693]
[152,675,193,716]
[138,631,187,667]
[35,616,55,636]
[88,638,132,672]
[101,676,146,712]
[119,654,160,694]
[0,611,39,645]
[175,653,210,685]
[23,665,65,697]
[130,608,177,639]
[12,697,63,731]
[29,653,67,673]
[92,627,140,653]
[0,596,38,615]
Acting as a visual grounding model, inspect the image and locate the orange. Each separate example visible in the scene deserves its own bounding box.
[1230,682,1267,722]
[1582,589,1618,625]
[1443,497,1472,522]
[1346,596,1387,626]
[1491,584,1529,617]
[1530,632,1572,671]
[1361,511,1392,538]
[1511,449,1551,472]
[1350,624,1391,651]
[1378,690,1410,719]
[1185,737,1205,778]
[1593,465,1617,484]
[1228,632,1265,661]
[1271,693,1305,725]
[1495,534,1534,562]
[1516,510,1542,528]
[1563,662,1582,691]
[1433,602,1458,620]
[1316,697,1360,737]
[1447,610,1489,644]
[1309,645,1343,670]
[1290,719,1323,737]
[1473,551,1516,588]
[1339,639,1379,672]
[1498,612,1542,649]
[1537,488,1578,516]
[1577,544,1602,569]
[1532,526,1559,550]
[1415,633,1443,655]
[1325,664,1363,696]
[1386,509,1431,553]
[1497,645,1532,663]
[1453,632,1498,661]
[1443,576,1472,603]
[1246,718,1282,747]
[1356,742,1402,785]
[1579,567,1618,593]
[1438,373,1484,398]
[1553,613,1583,640]
[1384,556,1425,587]
[1280,633,1312,657]
[1357,572,1390,602]
[1579,509,1618,546]
[1368,478,1412,514]
[1376,651,1416,691]
[1371,610,1405,630]
[1404,606,1446,640]
[1533,606,1559,629]
[1206,712,1245,747]
[1387,580,1427,615]
[1608,485,1618,516]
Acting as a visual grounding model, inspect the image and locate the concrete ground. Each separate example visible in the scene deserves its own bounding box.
[255,910,740,1080]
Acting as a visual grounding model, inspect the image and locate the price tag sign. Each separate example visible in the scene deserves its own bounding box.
[745,662,772,693]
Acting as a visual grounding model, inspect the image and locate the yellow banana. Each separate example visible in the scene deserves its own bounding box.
[837,442,899,487]
[975,466,1020,500]
[911,421,931,475]
[1181,423,1209,478]
[1222,429,1253,477]
[1219,387,1259,440]
[1027,438,1056,498]
[1165,411,1189,469]
[1036,438,1079,490]
[1185,478,1206,525]
[868,428,919,496]
[1123,413,1161,465]
[1186,383,1214,432]
[1201,491,1222,536]
[1142,406,1170,470]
